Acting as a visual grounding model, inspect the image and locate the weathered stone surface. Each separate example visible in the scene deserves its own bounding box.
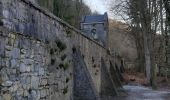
[30,90,40,100]
[20,63,27,73]
[2,93,11,100]
[0,0,121,100]
[9,83,19,92]
[11,48,20,59]
[11,59,19,68]
[31,76,39,89]
[0,38,5,57]
[40,89,46,98]
[2,80,13,87]
[40,78,47,86]
[38,68,45,76]
[16,88,24,96]
[73,50,100,100]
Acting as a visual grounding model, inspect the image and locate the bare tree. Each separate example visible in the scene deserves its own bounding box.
[110,0,165,88]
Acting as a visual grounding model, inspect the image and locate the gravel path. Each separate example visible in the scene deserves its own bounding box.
[112,85,170,100]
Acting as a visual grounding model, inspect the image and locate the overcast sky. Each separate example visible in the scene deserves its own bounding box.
[83,0,109,13]
[83,0,115,19]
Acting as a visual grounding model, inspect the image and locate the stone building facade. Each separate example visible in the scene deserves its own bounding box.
[81,13,109,47]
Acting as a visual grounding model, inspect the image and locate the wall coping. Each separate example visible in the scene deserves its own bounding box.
[20,0,106,49]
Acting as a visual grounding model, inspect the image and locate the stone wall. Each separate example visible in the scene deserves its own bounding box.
[0,26,74,100]
[0,0,121,100]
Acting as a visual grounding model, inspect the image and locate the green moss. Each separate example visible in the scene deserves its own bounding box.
[51,59,55,65]
[66,77,70,83]
[92,57,95,63]
[63,62,69,70]
[93,64,96,68]
[59,63,64,69]
[61,54,67,61]
[72,47,76,54]
[50,49,54,55]
[107,49,111,55]
[0,16,3,26]
[45,39,49,44]
[66,28,73,37]
[59,62,69,70]
[63,86,68,94]
[55,40,67,51]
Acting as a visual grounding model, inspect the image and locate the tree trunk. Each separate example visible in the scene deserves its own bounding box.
[143,30,151,83]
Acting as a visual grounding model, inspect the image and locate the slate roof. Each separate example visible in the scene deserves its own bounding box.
[81,12,108,23]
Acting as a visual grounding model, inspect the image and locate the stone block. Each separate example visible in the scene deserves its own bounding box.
[13,39,19,48]
[26,76,31,84]
[8,69,17,74]
[0,58,6,67]
[24,59,33,65]
[40,78,47,86]
[31,76,39,89]
[29,90,40,100]
[20,49,26,54]
[5,50,11,58]
[5,58,10,67]
[9,74,18,81]
[2,93,11,100]
[20,63,26,73]
[10,59,19,68]
[29,64,34,72]
[0,69,9,82]
[2,80,13,87]
[0,38,5,57]
[23,90,29,97]
[9,83,19,92]
[26,66,31,72]
[38,68,45,76]
[23,83,30,90]
[11,48,20,59]
[16,88,24,96]
[40,89,46,98]
[3,10,9,19]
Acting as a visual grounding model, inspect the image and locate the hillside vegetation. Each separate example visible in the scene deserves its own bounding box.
[109,20,137,68]
[37,0,92,28]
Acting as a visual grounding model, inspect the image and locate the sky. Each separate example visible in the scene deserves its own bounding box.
[83,0,109,14]
[83,0,115,19]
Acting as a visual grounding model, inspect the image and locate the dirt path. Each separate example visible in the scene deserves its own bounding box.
[112,72,170,100]
[113,84,170,100]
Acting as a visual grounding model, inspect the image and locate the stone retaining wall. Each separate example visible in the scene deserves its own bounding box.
[0,0,121,100]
